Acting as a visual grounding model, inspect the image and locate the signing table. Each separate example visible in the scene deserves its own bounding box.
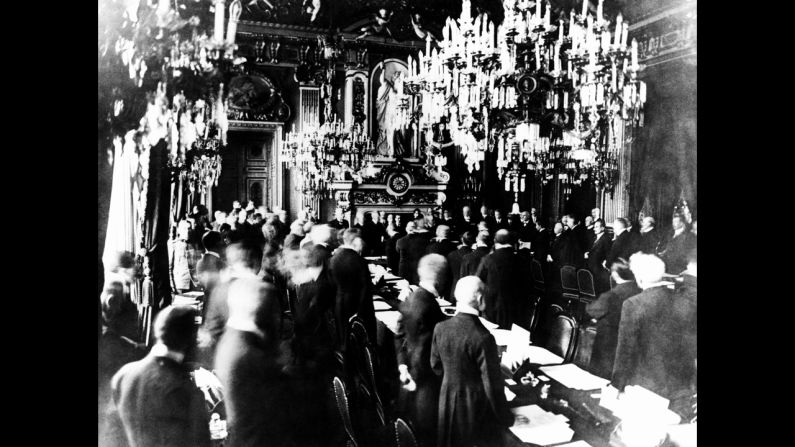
[367,261,689,447]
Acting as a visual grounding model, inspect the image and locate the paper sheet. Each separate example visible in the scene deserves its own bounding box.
[376,310,401,334]
[491,329,514,347]
[539,364,610,390]
[523,346,564,365]
[509,405,574,445]
[504,387,516,402]
[479,317,499,330]
[556,441,593,447]
[436,298,452,307]
[373,300,392,311]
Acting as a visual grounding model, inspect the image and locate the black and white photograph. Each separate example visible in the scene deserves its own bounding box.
[97,1,697,446]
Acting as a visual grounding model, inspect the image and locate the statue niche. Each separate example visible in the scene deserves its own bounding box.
[370,60,413,158]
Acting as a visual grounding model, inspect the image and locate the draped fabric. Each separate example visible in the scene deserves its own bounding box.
[143,140,174,311]
[102,137,137,268]
[629,62,697,225]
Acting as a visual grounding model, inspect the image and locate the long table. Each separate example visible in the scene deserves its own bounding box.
[368,266,687,447]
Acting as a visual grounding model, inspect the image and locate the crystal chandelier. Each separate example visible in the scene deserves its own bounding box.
[406,0,647,198]
[281,117,376,199]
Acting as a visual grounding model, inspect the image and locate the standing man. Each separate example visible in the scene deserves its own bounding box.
[606,218,636,269]
[196,230,226,313]
[329,228,377,345]
[517,210,537,243]
[612,254,697,399]
[395,254,449,447]
[427,224,457,258]
[585,219,611,292]
[397,219,432,285]
[492,209,510,232]
[477,229,532,329]
[460,230,491,278]
[431,276,513,447]
[638,216,662,254]
[585,260,641,379]
[446,230,476,301]
[563,214,586,264]
[457,206,478,239]
[659,214,697,274]
[110,306,211,447]
[327,207,350,230]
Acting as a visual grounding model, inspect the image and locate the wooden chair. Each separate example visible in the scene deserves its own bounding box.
[576,269,597,302]
[393,418,419,447]
[333,376,360,447]
[531,259,546,295]
[348,315,386,427]
[545,311,579,363]
[560,265,580,304]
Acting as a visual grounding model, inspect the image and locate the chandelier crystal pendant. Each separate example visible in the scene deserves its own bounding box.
[280,117,376,200]
[405,0,647,195]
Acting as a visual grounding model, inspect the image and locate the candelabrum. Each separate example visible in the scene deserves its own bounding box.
[406,0,645,193]
[280,118,377,199]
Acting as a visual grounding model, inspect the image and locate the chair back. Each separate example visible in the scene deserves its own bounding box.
[531,259,545,291]
[347,315,386,426]
[333,376,359,447]
[393,418,419,447]
[560,266,579,300]
[545,312,579,362]
[576,269,597,301]
[573,324,598,370]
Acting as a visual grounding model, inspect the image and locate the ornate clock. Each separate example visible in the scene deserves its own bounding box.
[385,171,412,197]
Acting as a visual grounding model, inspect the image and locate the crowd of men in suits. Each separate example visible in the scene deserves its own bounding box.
[98,200,697,447]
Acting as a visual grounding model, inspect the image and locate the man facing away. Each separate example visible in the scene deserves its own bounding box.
[446,230,476,302]
[459,230,491,278]
[397,218,432,285]
[477,229,532,329]
[431,276,513,447]
[329,228,377,346]
[110,305,211,447]
[395,254,449,447]
[612,254,697,400]
[585,259,641,379]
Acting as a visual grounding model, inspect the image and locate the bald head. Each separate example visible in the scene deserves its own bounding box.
[310,224,335,246]
[418,253,448,289]
[494,229,514,246]
[455,276,484,311]
[436,224,450,239]
[629,253,666,288]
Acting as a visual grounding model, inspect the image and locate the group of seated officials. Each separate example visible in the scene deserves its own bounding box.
[98,200,696,447]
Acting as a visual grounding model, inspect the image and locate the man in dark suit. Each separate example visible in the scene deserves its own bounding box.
[659,215,697,274]
[196,231,226,309]
[329,228,377,345]
[612,254,697,400]
[439,209,457,237]
[491,209,510,232]
[585,260,641,379]
[215,274,295,447]
[637,216,662,254]
[565,213,589,256]
[459,230,491,278]
[110,306,211,447]
[327,207,350,230]
[385,224,403,273]
[548,221,579,268]
[446,230,476,301]
[585,219,611,292]
[427,224,457,258]
[456,206,478,240]
[395,254,449,447]
[531,220,549,262]
[283,220,306,251]
[517,210,537,243]
[476,229,532,329]
[431,276,513,447]
[397,219,432,285]
[358,211,382,256]
[606,218,636,268]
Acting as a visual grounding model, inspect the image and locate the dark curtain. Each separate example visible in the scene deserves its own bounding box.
[629,61,697,229]
[143,140,174,311]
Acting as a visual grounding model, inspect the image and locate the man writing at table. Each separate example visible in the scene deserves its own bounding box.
[431,276,513,447]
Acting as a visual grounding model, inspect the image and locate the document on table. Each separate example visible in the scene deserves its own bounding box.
[509,405,574,445]
[436,298,452,307]
[523,346,564,365]
[373,300,392,311]
[491,329,514,347]
[504,387,516,402]
[383,272,402,281]
[539,364,610,390]
[479,317,499,330]
[556,441,592,447]
[375,310,401,334]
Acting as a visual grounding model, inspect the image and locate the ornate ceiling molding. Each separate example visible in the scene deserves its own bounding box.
[629,1,696,68]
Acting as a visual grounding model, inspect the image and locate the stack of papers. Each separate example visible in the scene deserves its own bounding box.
[509,405,574,445]
[599,385,681,425]
[539,364,610,390]
[375,310,401,334]
[174,294,202,307]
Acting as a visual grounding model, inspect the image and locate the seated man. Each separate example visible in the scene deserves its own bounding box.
[431,276,513,447]
[110,306,211,447]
